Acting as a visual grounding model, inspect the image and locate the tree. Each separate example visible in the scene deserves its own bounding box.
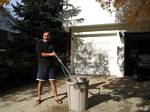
[96,0,150,30]
[0,0,10,7]
[11,0,82,70]
[12,0,83,37]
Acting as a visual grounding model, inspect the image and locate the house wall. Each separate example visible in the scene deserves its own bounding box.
[0,7,20,33]
[70,23,150,77]
[71,30,124,77]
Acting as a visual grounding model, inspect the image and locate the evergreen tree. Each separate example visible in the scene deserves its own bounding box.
[12,0,82,37]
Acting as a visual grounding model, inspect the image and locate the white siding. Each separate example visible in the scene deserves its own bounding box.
[73,31,124,77]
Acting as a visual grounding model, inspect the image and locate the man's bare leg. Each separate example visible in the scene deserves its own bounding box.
[49,80,62,104]
[37,81,44,103]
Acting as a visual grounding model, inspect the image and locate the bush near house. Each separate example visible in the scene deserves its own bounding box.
[0,32,70,91]
[0,35,37,90]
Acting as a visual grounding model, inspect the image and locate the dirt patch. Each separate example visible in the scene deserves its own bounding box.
[0,76,150,112]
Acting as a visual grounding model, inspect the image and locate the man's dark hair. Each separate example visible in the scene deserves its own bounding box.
[43,31,51,35]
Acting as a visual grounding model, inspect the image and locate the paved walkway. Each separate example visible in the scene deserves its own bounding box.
[0,76,150,112]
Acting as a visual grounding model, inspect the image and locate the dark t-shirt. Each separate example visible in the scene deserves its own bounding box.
[36,39,55,67]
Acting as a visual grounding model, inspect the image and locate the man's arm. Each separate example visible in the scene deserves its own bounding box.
[41,51,56,57]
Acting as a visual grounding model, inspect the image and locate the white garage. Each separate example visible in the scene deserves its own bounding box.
[70,23,125,77]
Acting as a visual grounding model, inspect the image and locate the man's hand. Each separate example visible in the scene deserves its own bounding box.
[51,51,56,57]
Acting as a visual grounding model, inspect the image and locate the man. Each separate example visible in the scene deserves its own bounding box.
[36,31,62,104]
